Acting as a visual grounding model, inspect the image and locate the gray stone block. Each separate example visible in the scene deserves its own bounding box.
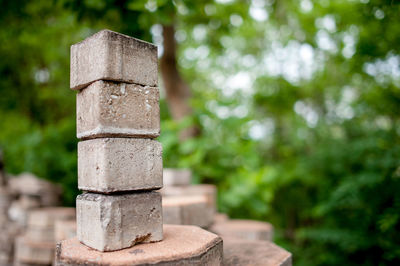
[78,138,162,193]
[70,29,158,90]
[76,80,160,139]
[76,192,163,252]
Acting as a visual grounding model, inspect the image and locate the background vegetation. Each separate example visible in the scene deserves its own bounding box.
[1,0,400,265]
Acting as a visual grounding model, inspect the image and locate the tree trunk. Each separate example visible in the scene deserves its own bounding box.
[160,24,199,139]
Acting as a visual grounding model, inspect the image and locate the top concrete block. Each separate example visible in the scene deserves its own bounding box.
[70,29,158,90]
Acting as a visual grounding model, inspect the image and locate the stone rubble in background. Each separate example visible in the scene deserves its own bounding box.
[0,149,73,266]
[14,208,75,266]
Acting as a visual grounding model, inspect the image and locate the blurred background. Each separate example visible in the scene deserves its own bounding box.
[1,0,400,265]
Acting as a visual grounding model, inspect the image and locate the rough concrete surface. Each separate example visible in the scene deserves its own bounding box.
[223,237,292,266]
[56,225,222,266]
[78,138,162,193]
[70,29,158,90]
[76,80,160,139]
[163,168,192,186]
[210,219,274,241]
[163,195,213,228]
[76,192,163,252]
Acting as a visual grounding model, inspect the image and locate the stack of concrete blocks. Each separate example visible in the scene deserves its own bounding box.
[8,173,62,227]
[72,28,163,252]
[161,168,215,228]
[14,208,75,266]
[56,30,222,265]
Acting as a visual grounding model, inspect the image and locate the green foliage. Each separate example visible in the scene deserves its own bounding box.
[1,0,400,265]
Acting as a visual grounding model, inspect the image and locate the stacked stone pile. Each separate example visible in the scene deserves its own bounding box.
[56,30,223,265]
[14,208,75,266]
[71,29,163,252]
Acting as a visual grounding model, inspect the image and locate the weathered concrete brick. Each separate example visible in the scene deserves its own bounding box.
[78,138,162,193]
[76,80,160,139]
[223,237,292,266]
[56,225,222,266]
[76,192,162,251]
[162,195,213,228]
[210,219,274,241]
[14,236,54,265]
[70,29,158,90]
[163,168,192,186]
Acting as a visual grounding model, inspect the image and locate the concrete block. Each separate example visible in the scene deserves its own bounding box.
[70,29,158,90]
[163,168,192,186]
[55,220,77,243]
[162,195,213,228]
[56,225,222,266]
[27,207,75,228]
[76,192,162,251]
[77,80,160,139]
[161,184,216,213]
[223,237,292,266]
[78,138,162,193]
[210,219,274,241]
[14,236,54,265]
